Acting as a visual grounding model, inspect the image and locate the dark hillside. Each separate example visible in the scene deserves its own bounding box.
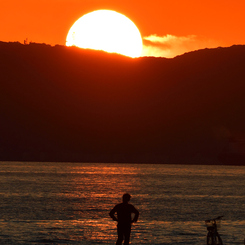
[1,41,245,164]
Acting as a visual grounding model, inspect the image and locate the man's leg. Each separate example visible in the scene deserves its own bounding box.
[123,225,131,245]
[116,224,124,245]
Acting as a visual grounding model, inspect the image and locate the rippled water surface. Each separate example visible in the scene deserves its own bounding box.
[0,162,244,244]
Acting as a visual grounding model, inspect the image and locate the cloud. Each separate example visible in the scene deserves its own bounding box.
[141,34,222,58]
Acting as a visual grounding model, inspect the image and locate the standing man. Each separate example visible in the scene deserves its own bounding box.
[109,193,139,245]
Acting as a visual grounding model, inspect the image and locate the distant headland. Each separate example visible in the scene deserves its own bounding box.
[1,41,245,165]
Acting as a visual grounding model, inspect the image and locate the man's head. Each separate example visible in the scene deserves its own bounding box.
[122,193,131,203]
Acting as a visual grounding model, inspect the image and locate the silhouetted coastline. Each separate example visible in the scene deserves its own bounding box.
[1,41,245,165]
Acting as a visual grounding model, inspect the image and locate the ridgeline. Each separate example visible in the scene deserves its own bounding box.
[1,41,245,165]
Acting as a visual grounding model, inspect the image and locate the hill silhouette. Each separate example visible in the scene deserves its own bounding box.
[1,41,245,165]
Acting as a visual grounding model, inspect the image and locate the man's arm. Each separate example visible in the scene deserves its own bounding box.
[109,206,118,221]
[131,206,139,223]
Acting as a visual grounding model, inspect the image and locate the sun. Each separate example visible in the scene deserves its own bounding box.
[66,10,143,58]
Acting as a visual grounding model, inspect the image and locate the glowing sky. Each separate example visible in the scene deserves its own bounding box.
[1,0,244,57]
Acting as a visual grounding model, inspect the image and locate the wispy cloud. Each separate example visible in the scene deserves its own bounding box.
[141,34,223,58]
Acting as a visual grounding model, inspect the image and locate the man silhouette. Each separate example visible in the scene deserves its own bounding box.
[109,193,139,245]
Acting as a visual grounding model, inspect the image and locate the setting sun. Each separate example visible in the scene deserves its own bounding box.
[66,10,143,58]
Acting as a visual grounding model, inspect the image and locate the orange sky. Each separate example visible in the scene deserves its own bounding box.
[1,0,245,57]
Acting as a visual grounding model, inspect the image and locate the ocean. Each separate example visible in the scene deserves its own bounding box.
[0,162,244,244]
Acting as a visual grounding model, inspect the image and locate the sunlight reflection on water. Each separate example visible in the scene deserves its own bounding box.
[0,162,244,244]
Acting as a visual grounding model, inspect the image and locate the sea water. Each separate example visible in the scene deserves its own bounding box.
[0,162,244,245]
